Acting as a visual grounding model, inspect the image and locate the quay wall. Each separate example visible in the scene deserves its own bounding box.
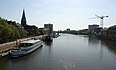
[0,35,43,57]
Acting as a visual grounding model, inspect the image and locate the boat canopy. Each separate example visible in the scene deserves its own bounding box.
[18,40,41,47]
[21,40,41,44]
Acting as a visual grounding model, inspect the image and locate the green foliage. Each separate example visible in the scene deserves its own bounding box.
[0,17,27,43]
[0,18,11,39]
[0,16,45,43]
[39,29,45,35]
[18,28,27,37]
[28,29,40,36]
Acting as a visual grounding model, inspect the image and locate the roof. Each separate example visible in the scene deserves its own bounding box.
[21,40,41,44]
[108,25,116,30]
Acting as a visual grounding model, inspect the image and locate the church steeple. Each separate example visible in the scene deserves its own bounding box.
[21,9,27,26]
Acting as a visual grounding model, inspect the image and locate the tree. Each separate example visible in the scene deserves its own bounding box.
[18,28,27,37]
[0,17,28,43]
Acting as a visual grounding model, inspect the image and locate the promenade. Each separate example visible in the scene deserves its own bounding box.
[0,36,43,57]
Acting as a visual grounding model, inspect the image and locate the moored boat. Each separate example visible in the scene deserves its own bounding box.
[42,35,53,41]
[10,39,43,58]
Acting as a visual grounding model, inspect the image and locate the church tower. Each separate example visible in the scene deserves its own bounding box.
[21,9,27,27]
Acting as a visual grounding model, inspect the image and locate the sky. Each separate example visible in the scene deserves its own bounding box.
[0,0,116,30]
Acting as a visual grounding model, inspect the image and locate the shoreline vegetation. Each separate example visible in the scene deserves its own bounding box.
[0,17,27,44]
[0,17,45,44]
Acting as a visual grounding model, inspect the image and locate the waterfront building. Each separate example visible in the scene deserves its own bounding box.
[7,21,23,29]
[107,25,116,37]
[44,23,53,35]
[94,27,103,34]
[21,9,39,36]
[21,9,27,27]
[100,28,108,36]
[88,24,99,32]
[100,25,116,38]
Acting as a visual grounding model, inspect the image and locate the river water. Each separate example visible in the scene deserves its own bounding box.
[0,34,116,70]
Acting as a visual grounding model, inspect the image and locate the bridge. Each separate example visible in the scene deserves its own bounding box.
[54,30,79,35]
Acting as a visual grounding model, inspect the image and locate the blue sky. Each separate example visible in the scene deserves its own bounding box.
[0,0,116,30]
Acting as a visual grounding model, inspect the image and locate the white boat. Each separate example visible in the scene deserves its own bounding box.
[10,39,43,58]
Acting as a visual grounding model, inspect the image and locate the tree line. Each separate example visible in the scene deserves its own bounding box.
[0,17,45,44]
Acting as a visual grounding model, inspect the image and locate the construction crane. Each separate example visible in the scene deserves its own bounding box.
[89,15,109,28]
[95,15,108,28]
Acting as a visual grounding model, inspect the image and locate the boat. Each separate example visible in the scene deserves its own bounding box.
[42,35,53,41]
[10,39,43,58]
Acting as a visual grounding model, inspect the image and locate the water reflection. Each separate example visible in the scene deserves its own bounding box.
[100,39,116,54]
[1,34,116,70]
[88,36,116,55]
[11,47,43,70]
[44,41,53,46]
[88,37,100,47]
[0,47,43,70]
[0,57,11,70]
[87,36,104,60]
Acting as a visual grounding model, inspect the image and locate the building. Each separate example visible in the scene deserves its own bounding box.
[66,28,70,31]
[7,21,23,29]
[100,25,116,38]
[21,9,27,27]
[94,27,103,34]
[100,28,108,36]
[88,24,99,33]
[21,9,39,36]
[44,23,53,35]
[107,25,116,37]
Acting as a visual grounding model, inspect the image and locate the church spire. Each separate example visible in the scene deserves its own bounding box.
[21,9,27,26]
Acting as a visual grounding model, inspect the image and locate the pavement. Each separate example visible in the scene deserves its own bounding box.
[0,36,43,57]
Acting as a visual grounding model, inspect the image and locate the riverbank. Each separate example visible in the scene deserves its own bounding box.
[0,35,43,57]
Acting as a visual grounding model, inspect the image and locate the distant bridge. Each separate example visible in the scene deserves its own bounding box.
[54,30,79,35]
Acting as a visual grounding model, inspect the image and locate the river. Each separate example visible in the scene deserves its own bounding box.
[0,34,116,70]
